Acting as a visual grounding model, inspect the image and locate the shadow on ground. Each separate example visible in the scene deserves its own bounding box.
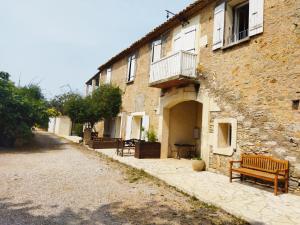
[0,131,67,154]
[0,198,249,225]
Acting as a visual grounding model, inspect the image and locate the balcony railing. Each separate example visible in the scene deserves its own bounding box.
[149,50,197,87]
[227,29,249,45]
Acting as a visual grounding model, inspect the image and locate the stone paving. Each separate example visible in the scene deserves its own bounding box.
[95,148,300,225]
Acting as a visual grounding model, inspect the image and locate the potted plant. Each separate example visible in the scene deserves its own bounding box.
[134,128,161,159]
[191,157,205,171]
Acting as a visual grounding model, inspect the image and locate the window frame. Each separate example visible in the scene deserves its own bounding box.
[126,54,136,83]
[233,1,249,43]
[213,118,237,156]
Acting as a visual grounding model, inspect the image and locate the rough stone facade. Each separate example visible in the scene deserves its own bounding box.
[95,44,161,139]
[198,0,300,190]
[87,0,300,191]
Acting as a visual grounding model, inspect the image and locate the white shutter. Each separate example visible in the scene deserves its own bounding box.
[125,115,132,140]
[152,40,162,62]
[249,0,264,36]
[173,33,182,52]
[183,26,196,53]
[212,2,225,50]
[141,115,149,140]
[127,57,131,82]
[127,55,136,82]
[106,68,112,84]
[130,55,136,81]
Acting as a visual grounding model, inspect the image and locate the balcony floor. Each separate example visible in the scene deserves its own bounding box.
[149,75,198,89]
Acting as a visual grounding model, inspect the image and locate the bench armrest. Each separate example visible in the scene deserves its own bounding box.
[229,160,242,169]
[275,169,289,175]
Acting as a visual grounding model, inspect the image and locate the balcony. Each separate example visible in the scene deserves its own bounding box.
[149,50,197,89]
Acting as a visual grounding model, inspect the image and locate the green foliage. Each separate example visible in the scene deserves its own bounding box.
[92,84,122,120]
[49,84,122,132]
[146,128,157,142]
[63,93,86,124]
[73,123,84,137]
[49,92,78,115]
[192,157,202,160]
[0,72,49,146]
[47,107,61,118]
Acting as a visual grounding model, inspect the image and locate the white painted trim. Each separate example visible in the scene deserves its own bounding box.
[130,111,146,116]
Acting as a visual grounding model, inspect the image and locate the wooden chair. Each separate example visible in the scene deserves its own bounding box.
[229,154,289,195]
[117,139,139,157]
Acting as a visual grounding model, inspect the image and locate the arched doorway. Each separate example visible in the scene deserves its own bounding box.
[168,101,203,158]
[158,85,215,168]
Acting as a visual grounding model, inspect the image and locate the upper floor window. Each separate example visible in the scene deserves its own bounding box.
[212,0,264,50]
[106,68,112,84]
[151,40,162,63]
[127,54,136,83]
[229,2,249,44]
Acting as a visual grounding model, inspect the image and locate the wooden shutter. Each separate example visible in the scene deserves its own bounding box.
[173,32,182,52]
[125,115,132,140]
[106,68,111,84]
[183,26,197,53]
[212,2,225,50]
[249,0,264,36]
[141,115,149,140]
[152,40,162,62]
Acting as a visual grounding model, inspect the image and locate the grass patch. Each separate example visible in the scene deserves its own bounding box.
[125,168,150,183]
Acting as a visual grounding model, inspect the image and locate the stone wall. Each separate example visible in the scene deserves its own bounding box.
[89,0,299,191]
[198,0,300,190]
[96,44,162,139]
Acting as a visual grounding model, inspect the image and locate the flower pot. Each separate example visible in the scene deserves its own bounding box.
[135,141,161,159]
[192,160,205,171]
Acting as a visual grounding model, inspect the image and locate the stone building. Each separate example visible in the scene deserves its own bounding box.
[86,0,300,190]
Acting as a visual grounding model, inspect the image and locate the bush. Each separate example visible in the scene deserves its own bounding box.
[0,72,49,147]
[146,129,157,142]
[73,123,83,137]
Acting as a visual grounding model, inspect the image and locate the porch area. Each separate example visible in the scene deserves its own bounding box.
[94,148,300,225]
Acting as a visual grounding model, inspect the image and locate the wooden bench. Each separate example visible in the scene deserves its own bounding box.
[89,137,122,149]
[229,154,289,195]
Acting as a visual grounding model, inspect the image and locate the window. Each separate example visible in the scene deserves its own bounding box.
[218,123,232,148]
[213,118,237,156]
[106,68,111,84]
[292,100,300,110]
[127,54,136,83]
[233,2,249,43]
[212,0,264,50]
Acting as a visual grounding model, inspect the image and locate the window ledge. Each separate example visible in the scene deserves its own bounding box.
[222,37,250,50]
[126,80,134,85]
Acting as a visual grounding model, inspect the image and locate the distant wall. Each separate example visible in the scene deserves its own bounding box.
[48,116,72,137]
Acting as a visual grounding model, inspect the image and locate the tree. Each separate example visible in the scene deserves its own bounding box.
[63,93,86,124]
[49,84,122,133]
[92,84,122,120]
[0,72,49,146]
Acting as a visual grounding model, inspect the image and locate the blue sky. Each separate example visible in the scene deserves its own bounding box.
[0,0,194,98]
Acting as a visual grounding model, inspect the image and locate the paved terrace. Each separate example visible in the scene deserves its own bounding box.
[93,148,300,225]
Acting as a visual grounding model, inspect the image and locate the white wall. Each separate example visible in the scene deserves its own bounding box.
[48,116,72,137]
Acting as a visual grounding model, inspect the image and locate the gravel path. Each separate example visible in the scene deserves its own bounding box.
[0,131,247,225]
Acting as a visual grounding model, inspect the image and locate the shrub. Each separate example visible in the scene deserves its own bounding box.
[146,128,157,142]
[0,72,49,147]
